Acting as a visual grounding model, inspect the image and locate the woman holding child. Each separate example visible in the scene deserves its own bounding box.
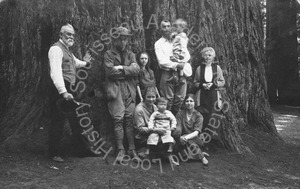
[134,87,164,148]
[134,87,179,165]
[176,94,209,165]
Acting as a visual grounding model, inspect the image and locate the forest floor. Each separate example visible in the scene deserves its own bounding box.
[0,105,300,189]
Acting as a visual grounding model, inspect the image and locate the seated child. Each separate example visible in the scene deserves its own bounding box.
[167,18,191,84]
[146,97,178,165]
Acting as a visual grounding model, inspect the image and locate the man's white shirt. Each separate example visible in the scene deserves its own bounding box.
[48,39,87,94]
[154,37,179,71]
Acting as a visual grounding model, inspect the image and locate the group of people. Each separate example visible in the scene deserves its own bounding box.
[48,19,225,166]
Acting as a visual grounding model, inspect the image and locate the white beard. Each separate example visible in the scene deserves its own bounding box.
[66,40,74,47]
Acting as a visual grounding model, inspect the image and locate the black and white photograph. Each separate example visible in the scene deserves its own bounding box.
[0,0,300,188]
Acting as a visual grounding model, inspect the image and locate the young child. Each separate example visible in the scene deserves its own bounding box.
[167,18,191,84]
[146,97,179,165]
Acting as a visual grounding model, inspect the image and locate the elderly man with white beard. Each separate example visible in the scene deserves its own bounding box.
[48,24,92,162]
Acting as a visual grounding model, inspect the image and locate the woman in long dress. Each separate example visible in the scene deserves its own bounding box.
[193,47,225,140]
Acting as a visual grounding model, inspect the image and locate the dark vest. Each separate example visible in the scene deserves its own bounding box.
[52,41,76,84]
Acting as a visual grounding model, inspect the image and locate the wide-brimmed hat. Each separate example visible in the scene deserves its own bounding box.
[115,26,132,36]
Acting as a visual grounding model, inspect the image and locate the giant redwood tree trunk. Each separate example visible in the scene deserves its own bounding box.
[0,0,276,153]
[0,0,144,144]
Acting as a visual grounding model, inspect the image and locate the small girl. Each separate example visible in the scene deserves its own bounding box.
[167,18,191,84]
[136,52,160,101]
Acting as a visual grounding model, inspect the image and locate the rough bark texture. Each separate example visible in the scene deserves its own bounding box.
[143,0,277,152]
[266,0,298,105]
[0,0,144,144]
[0,0,276,153]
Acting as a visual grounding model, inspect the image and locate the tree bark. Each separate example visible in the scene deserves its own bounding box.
[0,0,144,143]
[143,0,277,152]
[0,0,276,153]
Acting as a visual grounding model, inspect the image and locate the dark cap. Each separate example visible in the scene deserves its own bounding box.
[116,26,132,36]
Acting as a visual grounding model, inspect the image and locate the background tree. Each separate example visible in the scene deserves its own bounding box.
[0,0,276,153]
[266,0,299,105]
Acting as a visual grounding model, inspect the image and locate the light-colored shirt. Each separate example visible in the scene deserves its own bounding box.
[154,37,179,71]
[173,32,190,63]
[204,65,213,82]
[148,110,177,130]
[48,39,87,94]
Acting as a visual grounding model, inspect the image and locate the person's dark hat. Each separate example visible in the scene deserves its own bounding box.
[116,26,132,36]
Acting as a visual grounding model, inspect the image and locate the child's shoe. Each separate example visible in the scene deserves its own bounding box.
[201,157,209,165]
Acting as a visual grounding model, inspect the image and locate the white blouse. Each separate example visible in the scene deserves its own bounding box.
[204,65,213,82]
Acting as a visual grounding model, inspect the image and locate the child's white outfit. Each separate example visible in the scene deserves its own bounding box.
[147,110,177,145]
[172,32,190,63]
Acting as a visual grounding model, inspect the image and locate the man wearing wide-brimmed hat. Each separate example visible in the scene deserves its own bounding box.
[104,26,141,162]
